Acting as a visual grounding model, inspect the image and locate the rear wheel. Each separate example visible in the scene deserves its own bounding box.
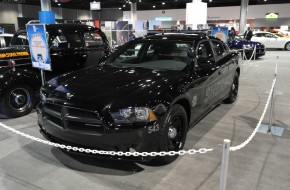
[0,85,36,118]
[224,72,239,104]
[285,42,290,51]
[155,104,188,164]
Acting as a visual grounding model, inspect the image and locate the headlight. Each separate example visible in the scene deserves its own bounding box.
[243,44,253,49]
[111,107,157,123]
[40,90,47,102]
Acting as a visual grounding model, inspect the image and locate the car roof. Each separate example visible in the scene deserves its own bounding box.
[17,24,101,34]
[143,33,220,42]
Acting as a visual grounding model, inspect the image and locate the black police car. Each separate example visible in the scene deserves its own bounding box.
[37,33,240,164]
[0,24,109,118]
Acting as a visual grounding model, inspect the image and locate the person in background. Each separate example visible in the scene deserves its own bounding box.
[244,27,253,41]
[228,27,236,41]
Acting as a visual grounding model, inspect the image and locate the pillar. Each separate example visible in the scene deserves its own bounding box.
[239,0,249,34]
[186,0,207,30]
[130,0,137,29]
[39,0,55,24]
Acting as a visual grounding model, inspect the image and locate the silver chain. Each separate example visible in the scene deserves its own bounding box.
[230,61,277,151]
[0,123,214,157]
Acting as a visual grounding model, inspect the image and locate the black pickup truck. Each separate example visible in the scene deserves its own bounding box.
[0,24,110,118]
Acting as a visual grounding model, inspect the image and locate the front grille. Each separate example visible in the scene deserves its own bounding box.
[43,102,104,134]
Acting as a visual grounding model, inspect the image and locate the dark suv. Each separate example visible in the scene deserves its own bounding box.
[0,24,110,118]
[37,33,240,164]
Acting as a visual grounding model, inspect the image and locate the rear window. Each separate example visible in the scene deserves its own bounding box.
[10,32,28,46]
[50,33,83,49]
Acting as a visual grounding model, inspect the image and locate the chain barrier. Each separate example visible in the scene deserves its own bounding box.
[230,61,278,151]
[0,122,214,157]
[242,45,256,61]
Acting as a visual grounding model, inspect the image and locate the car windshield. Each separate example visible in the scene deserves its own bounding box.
[105,41,191,71]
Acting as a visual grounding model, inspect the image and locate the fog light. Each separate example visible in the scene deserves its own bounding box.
[129,148,136,152]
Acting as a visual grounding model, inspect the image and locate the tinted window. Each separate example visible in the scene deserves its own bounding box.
[106,41,191,71]
[10,32,28,46]
[212,41,226,57]
[84,32,104,47]
[4,36,12,46]
[50,33,82,49]
[197,41,214,60]
[254,33,265,37]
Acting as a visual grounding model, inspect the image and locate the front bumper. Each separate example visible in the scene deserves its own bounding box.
[244,47,266,56]
[37,103,160,161]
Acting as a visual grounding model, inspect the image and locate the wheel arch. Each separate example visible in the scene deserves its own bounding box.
[173,98,191,125]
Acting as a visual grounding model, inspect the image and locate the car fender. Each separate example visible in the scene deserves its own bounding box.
[0,69,41,98]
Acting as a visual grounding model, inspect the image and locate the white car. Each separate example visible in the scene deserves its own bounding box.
[252,32,290,50]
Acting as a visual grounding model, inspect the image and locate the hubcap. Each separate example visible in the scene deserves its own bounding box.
[9,88,31,111]
[168,126,177,139]
[287,43,290,50]
[167,115,184,151]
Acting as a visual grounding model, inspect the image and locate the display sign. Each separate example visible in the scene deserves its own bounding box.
[26,24,51,71]
[211,27,228,43]
[266,13,279,19]
[90,1,101,10]
[155,16,173,21]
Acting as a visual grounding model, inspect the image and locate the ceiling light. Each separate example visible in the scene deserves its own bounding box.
[209,0,212,2]
[153,5,156,8]
[58,3,61,6]
[129,1,132,4]
[119,7,122,9]
[123,4,126,7]
[162,2,165,5]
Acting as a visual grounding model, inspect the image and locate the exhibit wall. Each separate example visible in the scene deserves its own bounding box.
[123,3,290,22]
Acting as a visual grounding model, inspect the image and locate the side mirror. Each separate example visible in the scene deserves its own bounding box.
[187,47,196,58]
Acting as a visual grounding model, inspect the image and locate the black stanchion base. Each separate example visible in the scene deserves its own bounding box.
[258,124,284,136]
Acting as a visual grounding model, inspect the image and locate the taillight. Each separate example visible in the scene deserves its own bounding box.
[7,60,15,70]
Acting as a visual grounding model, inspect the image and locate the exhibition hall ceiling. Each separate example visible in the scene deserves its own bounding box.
[2,0,290,10]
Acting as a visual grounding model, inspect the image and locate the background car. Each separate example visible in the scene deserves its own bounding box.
[0,33,13,48]
[37,33,240,164]
[0,24,110,118]
[228,35,266,59]
[252,31,290,50]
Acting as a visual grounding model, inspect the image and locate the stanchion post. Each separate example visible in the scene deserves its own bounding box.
[219,139,231,190]
[40,69,46,85]
[254,45,256,61]
[267,56,278,133]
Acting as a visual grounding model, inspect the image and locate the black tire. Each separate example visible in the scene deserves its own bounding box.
[0,85,36,118]
[155,104,188,164]
[285,42,290,51]
[224,72,239,104]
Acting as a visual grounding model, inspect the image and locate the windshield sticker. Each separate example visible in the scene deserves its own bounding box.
[0,52,29,59]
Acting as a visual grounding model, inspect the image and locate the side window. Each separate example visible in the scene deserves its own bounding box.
[84,32,104,47]
[50,33,82,49]
[212,41,226,57]
[11,32,28,46]
[196,41,214,60]
[265,33,276,38]
[254,33,263,37]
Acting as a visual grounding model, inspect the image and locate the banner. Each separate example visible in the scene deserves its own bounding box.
[211,27,229,43]
[26,24,51,71]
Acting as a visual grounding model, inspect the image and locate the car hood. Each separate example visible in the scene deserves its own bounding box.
[46,65,183,111]
[230,40,265,48]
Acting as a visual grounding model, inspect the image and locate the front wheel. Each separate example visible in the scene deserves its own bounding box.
[224,72,239,104]
[0,85,36,118]
[285,42,290,51]
[155,104,188,164]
